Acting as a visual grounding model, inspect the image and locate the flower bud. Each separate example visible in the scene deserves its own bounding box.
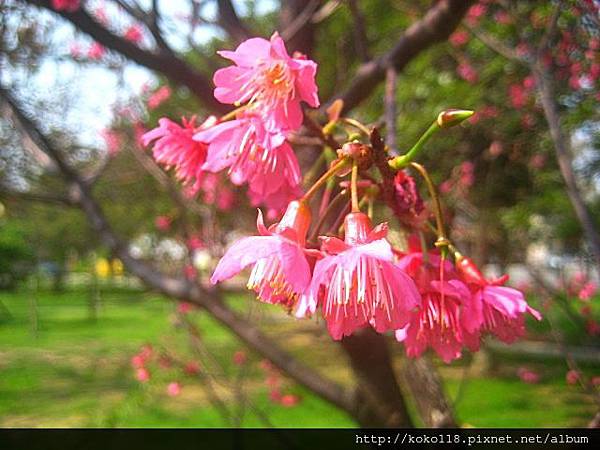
[436,109,474,128]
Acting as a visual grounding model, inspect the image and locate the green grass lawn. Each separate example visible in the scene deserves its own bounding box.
[0,284,597,427]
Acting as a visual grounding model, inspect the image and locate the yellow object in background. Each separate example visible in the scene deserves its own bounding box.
[95,258,111,278]
[111,259,124,276]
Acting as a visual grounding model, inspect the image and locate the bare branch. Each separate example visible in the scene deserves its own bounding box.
[465,24,524,62]
[0,84,354,415]
[334,0,474,114]
[216,0,251,43]
[23,0,226,113]
[347,0,370,61]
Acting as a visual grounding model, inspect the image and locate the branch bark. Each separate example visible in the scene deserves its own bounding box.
[334,0,474,114]
[23,0,227,114]
[0,85,353,416]
[216,0,251,43]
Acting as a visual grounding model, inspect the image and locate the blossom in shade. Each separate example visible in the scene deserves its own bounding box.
[51,0,80,12]
[455,255,541,344]
[233,350,248,366]
[154,215,171,232]
[307,212,420,340]
[213,33,319,131]
[211,201,312,309]
[566,370,580,385]
[147,86,172,110]
[167,382,182,396]
[194,114,301,207]
[143,116,216,193]
[395,249,478,363]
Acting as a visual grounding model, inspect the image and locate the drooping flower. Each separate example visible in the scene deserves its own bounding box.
[51,0,80,12]
[307,213,420,340]
[455,254,541,343]
[395,249,478,363]
[194,114,302,207]
[211,201,312,309]
[142,116,216,193]
[213,33,319,131]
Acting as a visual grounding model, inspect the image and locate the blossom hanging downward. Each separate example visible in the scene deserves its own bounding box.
[142,116,216,194]
[455,254,542,343]
[306,212,420,340]
[395,249,479,363]
[211,201,312,309]
[213,32,319,131]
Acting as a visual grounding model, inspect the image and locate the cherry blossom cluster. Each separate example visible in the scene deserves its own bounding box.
[143,34,542,363]
[144,33,318,212]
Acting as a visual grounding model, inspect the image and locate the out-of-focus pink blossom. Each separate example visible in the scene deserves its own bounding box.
[439,180,453,194]
[213,33,319,131]
[509,84,527,109]
[177,302,194,314]
[517,367,540,384]
[233,350,248,366]
[494,10,511,25]
[101,128,122,156]
[51,0,80,12]
[529,153,546,169]
[566,370,580,385]
[280,394,301,407]
[449,30,469,47]
[124,24,143,44]
[154,215,171,232]
[167,382,182,396]
[184,361,201,375]
[488,140,504,158]
[578,282,597,301]
[87,42,106,60]
[459,161,475,188]
[522,75,536,90]
[131,355,145,369]
[69,42,82,58]
[136,367,151,383]
[187,236,204,251]
[269,389,282,403]
[306,213,420,340]
[147,86,172,110]
[466,3,487,25]
[521,113,536,129]
[457,62,478,84]
[184,264,197,280]
[591,376,600,387]
[586,320,600,336]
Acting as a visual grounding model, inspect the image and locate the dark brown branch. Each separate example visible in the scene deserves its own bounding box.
[334,0,474,114]
[0,189,75,206]
[347,0,370,62]
[279,0,320,54]
[216,0,251,43]
[23,0,226,113]
[384,66,398,155]
[0,85,353,416]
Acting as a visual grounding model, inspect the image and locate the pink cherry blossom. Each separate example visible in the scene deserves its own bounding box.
[131,354,145,369]
[154,215,171,232]
[566,370,580,385]
[456,256,541,344]
[280,394,301,407]
[177,302,194,314]
[578,282,597,301]
[457,62,478,84]
[194,114,301,207]
[101,128,122,156]
[307,213,420,340]
[124,24,143,44]
[143,116,215,193]
[233,350,248,366]
[184,361,200,375]
[87,42,106,60]
[213,33,319,131]
[147,86,172,110]
[396,250,477,363]
[136,367,150,383]
[449,30,469,47]
[167,382,182,396]
[211,201,312,309]
[517,367,540,384]
[51,0,80,12]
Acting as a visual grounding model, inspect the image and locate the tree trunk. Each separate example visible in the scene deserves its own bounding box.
[534,64,600,280]
[341,329,413,427]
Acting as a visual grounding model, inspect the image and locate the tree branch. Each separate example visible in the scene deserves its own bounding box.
[23,0,226,113]
[334,0,474,114]
[0,85,354,415]
[216,0,251,43]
